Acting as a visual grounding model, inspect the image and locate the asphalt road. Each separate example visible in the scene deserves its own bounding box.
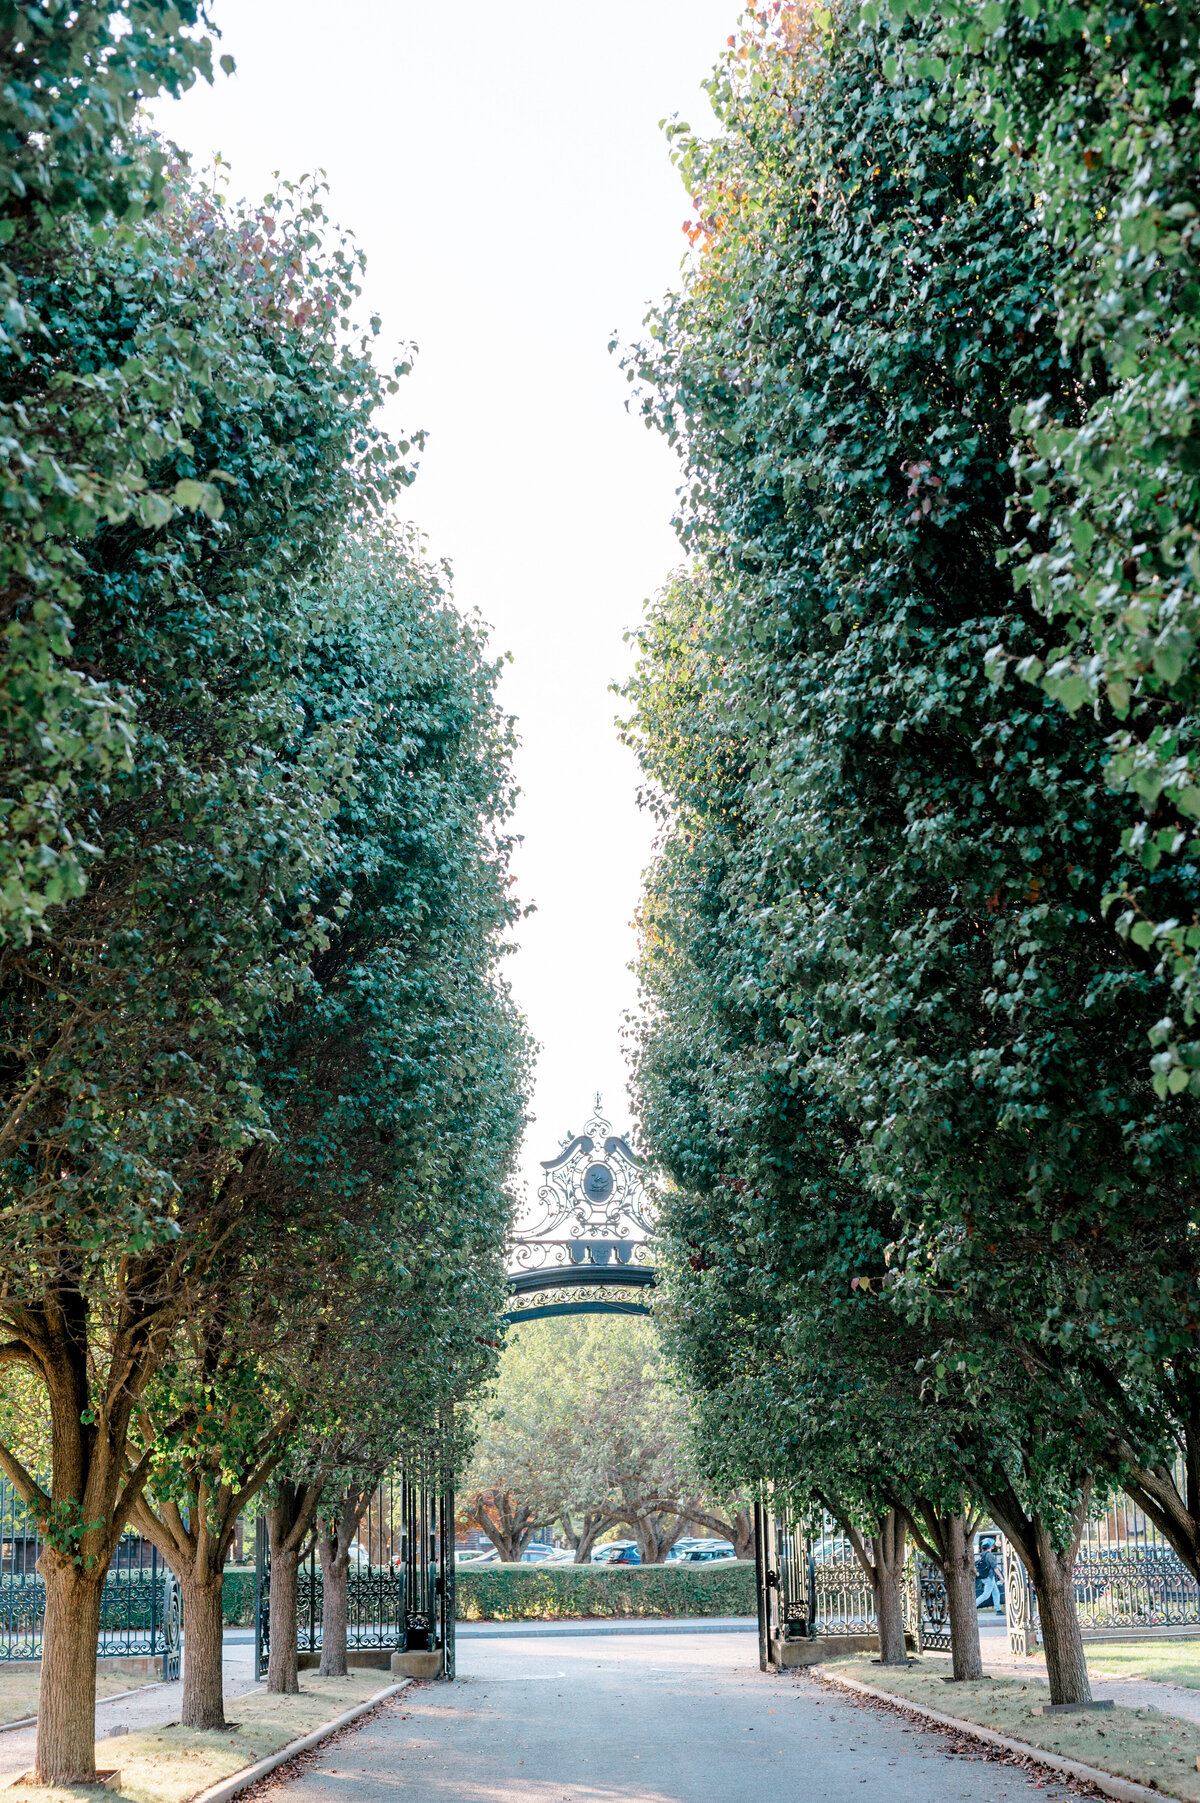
[272,1628,1083,1803]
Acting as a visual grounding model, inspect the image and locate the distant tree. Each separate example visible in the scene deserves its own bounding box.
[462,1323,579,1560]
[462,1315,736,1565]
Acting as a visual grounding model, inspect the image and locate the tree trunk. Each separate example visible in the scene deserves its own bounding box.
[267,1541,300,1694]
[318,1541,349,1678]
[470,1492,534,1562]
[733,1509,755,1562]
[479,1524,525,1561]
[1031,1534,1091,1705]
[265,1479,324,1694]
[942,1513,983,1682]
[871,1513,909,1666]
[982,1482,1093,1708]
[35,1553,105,1784]
[874,1556,908,1665]
[573,1514,609,1564]
[180,1573,226,1729]
[635,1511,688,1563]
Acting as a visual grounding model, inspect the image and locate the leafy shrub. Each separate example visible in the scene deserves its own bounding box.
[455,1560,755,1621]
[221,1569,257,1628]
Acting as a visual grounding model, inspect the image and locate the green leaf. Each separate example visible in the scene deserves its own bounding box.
[172,479,205,511]
[1069,517,1096,556]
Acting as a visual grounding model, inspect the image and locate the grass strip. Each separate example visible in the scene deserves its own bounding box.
[825,1655,1200,1802]
[0,1673,160,1732]
[9,1671,394,1803]
[1087,1642,1200,1693]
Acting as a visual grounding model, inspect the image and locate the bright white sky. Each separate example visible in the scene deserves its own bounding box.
[154,1,733,1202]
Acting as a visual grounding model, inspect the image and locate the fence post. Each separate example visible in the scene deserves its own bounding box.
[254,1517,267,1680]
[437,1481,455,1681]
[150,1545,158,1673]
[754,1497,781,1671]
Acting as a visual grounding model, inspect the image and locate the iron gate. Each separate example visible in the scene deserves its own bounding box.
[254,1474,455,1680]
[756,1481,1200,1669]
[1004,1479,1200,1654]
[0,1478,181,1676]
[753,1502,944,1669]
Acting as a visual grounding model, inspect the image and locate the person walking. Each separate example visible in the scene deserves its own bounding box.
[976,1539,1003,1612]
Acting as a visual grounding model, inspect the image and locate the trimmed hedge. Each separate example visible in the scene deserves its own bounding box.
[454,1559,756,1621]
[222,1568,257,1627]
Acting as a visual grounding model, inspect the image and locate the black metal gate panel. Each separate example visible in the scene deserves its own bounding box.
[754,1500,810,1670]
[916,1560,951,1652]
[254,1475,456,1679]
[755,1503,948,1665]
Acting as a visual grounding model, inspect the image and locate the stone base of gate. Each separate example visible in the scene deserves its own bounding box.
[770,1633,918,1668]
[0,1655,167,1676]
[97,1654,166,1677]
[295,1651,394,1672]
[390,1649,442,1680]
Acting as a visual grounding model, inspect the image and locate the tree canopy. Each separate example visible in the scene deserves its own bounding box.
[622,0,1200,1704]
[0,17,529,1771]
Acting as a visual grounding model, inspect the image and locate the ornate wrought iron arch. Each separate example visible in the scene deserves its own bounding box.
[503,1100,655,1325]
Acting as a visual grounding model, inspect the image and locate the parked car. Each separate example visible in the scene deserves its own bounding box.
[592,1540,639,1564]
[808,1535,858,1565]
[678,1540,735,1563]
[456,1545,500,1565]
[608,1543,642,1564]
[666,1539,704,1562]
[519,1543,559,1563]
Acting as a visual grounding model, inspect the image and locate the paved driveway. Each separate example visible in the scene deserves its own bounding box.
[275,1628,1083,1803]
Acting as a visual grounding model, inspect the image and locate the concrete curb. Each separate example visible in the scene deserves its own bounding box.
[187,1680,410,1803]
[816,1668,1178,1803]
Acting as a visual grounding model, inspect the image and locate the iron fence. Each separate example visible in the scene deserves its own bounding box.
[759,1483,1200,1669]
[0,1478,181,1676]
[254,1472,454,1679]
[754,1505,936,1664]
[1004,1479,1200,1654]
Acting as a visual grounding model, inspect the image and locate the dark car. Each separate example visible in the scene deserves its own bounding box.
[609,1544,642,1564]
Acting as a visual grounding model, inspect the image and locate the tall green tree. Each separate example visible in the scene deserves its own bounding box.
[619,3,1191,1698]
[626,569,990,1672]
[0,158,410,1779]
[252,524,528,1698]
[118,520,526,1724]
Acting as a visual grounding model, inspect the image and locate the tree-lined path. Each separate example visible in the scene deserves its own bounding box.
[276,1631,1078,1803]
